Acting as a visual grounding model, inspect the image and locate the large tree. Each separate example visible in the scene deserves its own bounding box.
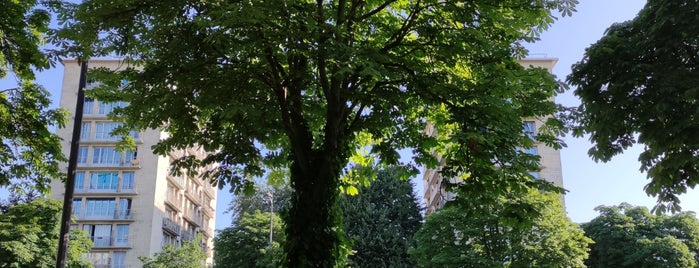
[340,168,422,267]
[583,204,699,268]
[0,198,93,268]
[568,0,699,212]
[410,189,591,268]
[56,0,576,266]
[0,0,67,194]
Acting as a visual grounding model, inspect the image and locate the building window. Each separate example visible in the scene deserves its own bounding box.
[77,147,88,164]
[80,122,91,140]
[83,98,94,115]
[113,252,126,268]
[75,172,85,192]
[523,121,536,139]
[529,171,540,180]
[85,198,116,219]
[93,147,121,165]
[95,122,121,141]
[524,146,538,156]
[72,198,82,217]
[89,172,119,191]
[118,198,132,219]
[122,172,134,192]
[84,224,112,247]
[98,101,126,115]
[115,224,129,246]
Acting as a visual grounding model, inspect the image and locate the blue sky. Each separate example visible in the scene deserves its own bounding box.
[3,0,698,230]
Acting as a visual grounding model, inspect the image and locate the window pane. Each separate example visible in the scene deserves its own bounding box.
[98,101,126,115]
[524,147,538,155]
[85,198,116,219]
[80,122,91,140]
[75,172,85,192]
[116,225,129,245]
[122,172,134,191]
[77,147,88,164]
[523,121,536,139]
[72,198,82,218]
[83,98,94,115]
[89,172,119,191]
[113,252,126,268]
[95,122,121,141]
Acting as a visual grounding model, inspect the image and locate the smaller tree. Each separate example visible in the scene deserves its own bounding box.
[214,211,285,268]
[410,189,591,268]
[139,235,207,268]
[583,203,699,267]
[340,167,422,267]
[0,198,93,268]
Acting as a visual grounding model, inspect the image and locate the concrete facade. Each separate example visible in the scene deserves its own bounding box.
[422,58,563,214]
[50,59,217,268]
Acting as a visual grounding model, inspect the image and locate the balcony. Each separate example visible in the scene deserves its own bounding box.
[167,174,185,188]
[78,158,142,169]
[165,192,182,211]
[184,190,200,206]
[162,217,181,235]
[201,204,215,217]
[90,236,132,248]
[183,209,201,227]
[181,230,195,242]
[77,209,133,221]
[203,185,216,199]
[75,186,137,195]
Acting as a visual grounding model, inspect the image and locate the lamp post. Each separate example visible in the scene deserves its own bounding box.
[267,191,274,246]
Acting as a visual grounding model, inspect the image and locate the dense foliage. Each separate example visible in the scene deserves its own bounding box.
[568,0,699,212]
[410,189,591,267]
[0,0,67,194]
[56,0,576,265]
[583,204,699,267]
[0,198,93,268]
[139,235,207,268]
[339,168,422,267]
[214,211,285,268]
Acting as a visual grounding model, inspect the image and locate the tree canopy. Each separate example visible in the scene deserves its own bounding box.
[56,0,576,265]
[0,0,67,194]
[139,235,208,268]
[214,211,286,268]
[583,203,699,268]
[340,167,422,267]
[568,0,699,212]
[410,189,591,268]
[0,198,93,268]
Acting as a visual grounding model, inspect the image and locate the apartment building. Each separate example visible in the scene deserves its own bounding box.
[423,58,563,214]
[50,59,217,267]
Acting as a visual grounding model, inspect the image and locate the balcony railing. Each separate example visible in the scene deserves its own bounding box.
[162,218,181,235]
[90,236,132,248]
[75,186,136,194]
[77,209,133,220]
[165,192,182,210]
[181,231,195,242]
[183,209,202,227]
[78,158,142,168]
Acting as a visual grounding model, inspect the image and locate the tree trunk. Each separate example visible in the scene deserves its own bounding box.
[284,152,343,267]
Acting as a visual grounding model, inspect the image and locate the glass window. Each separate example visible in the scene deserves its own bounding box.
[524,147,538,156]
[95,122,121,140]
[72,198,82,218]
[523,121,536,139]
[89,172,119,191]
[93,147,120,165]
[80,122,91,140]
[118,199,131,219]
[529,171,540,180]
[74,172,85,192]
[122,172,134,191]
[85,198,116,219]
[113,252,126,268]
[116,225,129,246]
[98,101,126,115]
[83,98,94,115]
[84,224,112,247]
[77,147,88,164]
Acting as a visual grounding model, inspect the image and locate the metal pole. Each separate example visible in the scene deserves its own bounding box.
[268,191,274,245]
[56,60,88,268]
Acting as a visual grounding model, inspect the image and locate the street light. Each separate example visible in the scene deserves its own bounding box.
[267,191,274,246]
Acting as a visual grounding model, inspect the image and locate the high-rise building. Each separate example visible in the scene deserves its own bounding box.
[50,59,217,268]
[423,58,563,214]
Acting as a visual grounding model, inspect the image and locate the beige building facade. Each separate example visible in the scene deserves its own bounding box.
[50,59,217,268]
[423,58,563,214]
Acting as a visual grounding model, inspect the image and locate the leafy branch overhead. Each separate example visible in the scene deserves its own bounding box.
[55,0,576,266]
[569,0,699,213]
